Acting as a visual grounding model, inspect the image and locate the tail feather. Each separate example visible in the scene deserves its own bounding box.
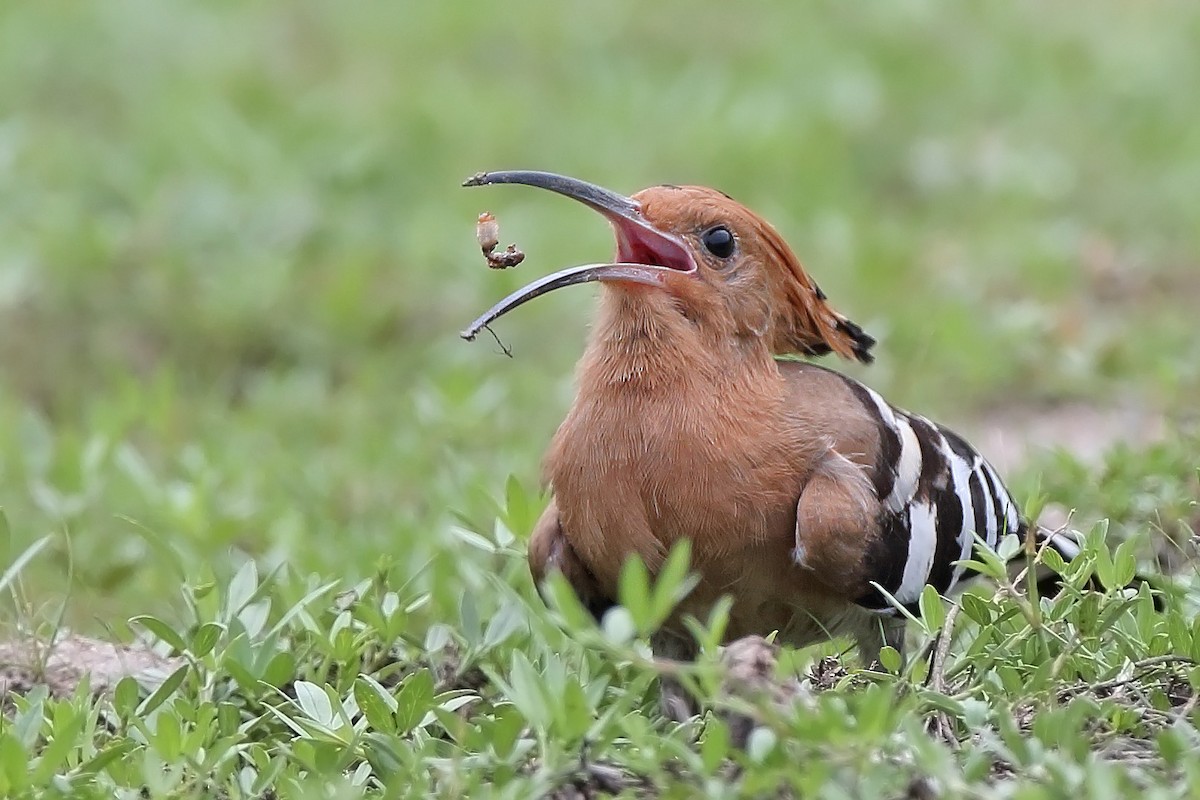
[1004,524,1161,608]
[1037,526,1082,562]
[1025,525,1092,598]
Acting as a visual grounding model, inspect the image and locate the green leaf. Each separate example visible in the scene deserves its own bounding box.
[190,622,224,658]
[964,533,1004,574]
[1093,538,1116,589]
[919,585,945,632]
[266,579,339,638]
[489,704,524,759]
[113,676,140,719]
[362,733,406,779]
[0,733,28,795]
[395,669,436,734]
[137,665,189,716]
[251,756,288,794]
[261,651,296,688]
[483,596,527,649]
[354,676,397,733]
[996,533,1021,563]
[960,593,993,625]
[541,572,593,632]
[878,646,902,674]
[1156,726,1186,767]
[1189,618,1200,664]
[504,473,533,537]
[129,615,188,654]
[506,651,549,729]
[153,710,182,760]
[32,706,84,784]
[686,594,733,653]
[446,525,498,553]
[11,690,45,749]
[745,726,777,764]
[601,607,636,645]
[293,681,335,728]
[857,684,900,736]
[424,623,453,653]
[701,717,730,773]
[1041,545,1067,574]
[224,657,260,694]
[76,740,137,777]
[460,591,481,648]
[226,559,259,618]
[1168,611,1192,655]
[553,678,592,742]
[865,583,922,626]
[238,599,271,640]
[0,534,53,594]
[1113,538,1138,588]
[1022,487,1048,530]
[651,540,698,628]
[437,692,478,715]
[618,555,652,632]
[218,702,241,737]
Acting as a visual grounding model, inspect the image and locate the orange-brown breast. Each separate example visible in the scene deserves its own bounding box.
[542,289,824,603]
[539,290,892,630]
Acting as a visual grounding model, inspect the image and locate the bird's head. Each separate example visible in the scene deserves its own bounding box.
[462,170,874,364]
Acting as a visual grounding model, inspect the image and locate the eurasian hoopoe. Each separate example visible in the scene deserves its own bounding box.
[462,170,1095,664]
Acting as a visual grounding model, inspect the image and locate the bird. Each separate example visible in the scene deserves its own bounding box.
[460,169,1102,667]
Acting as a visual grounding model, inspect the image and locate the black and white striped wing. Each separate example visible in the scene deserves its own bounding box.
[840,379,1028,613]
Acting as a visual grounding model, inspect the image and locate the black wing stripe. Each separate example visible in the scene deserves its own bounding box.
[978,462,1009,546]
[841,379,902,500]
[961,465,990,580]
[840,388,1034,614]
[904,414,950,499]
[927,482,964,594]
[854,509,911,611]
[932,426,982,594]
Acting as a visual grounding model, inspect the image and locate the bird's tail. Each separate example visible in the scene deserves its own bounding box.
[1021,525,1087,597]
[1005,523,1161,607]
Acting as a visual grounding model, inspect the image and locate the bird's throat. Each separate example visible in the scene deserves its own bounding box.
[576,287,708,392]
[544,289,795,592]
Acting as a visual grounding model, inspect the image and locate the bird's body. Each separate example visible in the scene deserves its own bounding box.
[462,171,1081,663]
[533,319,1032,660]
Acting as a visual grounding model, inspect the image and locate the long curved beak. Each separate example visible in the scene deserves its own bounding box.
[463,170,642,219]
[460,171,697,340]
[461,262,677,341]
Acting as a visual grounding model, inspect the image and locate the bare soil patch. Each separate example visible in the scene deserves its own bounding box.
[963,401,1169,475]
[0,631,181,702]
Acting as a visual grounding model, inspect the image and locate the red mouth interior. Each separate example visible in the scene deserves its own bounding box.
[614,221,696,272]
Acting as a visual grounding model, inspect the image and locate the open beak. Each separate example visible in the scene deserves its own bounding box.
[460,170,697,341]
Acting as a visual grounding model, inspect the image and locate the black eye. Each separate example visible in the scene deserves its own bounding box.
[701,225,735,259]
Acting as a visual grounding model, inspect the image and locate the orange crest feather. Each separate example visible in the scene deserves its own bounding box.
[750,215,875,364]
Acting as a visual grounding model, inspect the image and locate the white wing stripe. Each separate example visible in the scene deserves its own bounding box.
[896,500,939,604]
[886,414,923,512]
[940,445,976,594]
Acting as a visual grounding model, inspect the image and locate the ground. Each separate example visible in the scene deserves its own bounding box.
[0,2,1198,798]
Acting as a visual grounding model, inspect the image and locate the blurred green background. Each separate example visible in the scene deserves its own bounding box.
[0,1,1196,631]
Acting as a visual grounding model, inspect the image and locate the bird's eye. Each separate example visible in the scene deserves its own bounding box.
[701,226,735,259]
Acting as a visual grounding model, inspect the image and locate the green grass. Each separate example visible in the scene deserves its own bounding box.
[0,1,1197,797]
